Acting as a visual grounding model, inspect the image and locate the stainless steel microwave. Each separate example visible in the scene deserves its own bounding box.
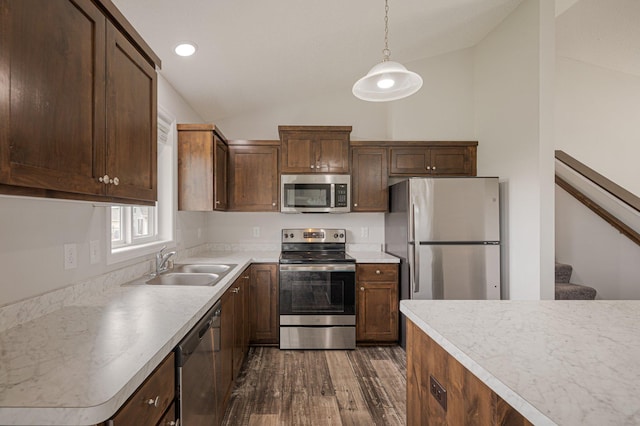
[281,175,350,213]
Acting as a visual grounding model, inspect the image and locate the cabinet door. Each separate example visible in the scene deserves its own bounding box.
[250,264,279,345]
[232,277,244,379]
[228,145,279,211]
[0,0,106,195]
[215,137,228,210]
[356,264,398,343]
[220,289,234,406]
[351,147,388,212]
[280,133,315,173]
[105,23,157,202]
[430,147,474,176]
[177,129,214,211]
[316,137,349,173]
[389,147,431,175]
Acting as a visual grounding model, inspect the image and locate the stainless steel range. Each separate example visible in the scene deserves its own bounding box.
[279,228,356,350]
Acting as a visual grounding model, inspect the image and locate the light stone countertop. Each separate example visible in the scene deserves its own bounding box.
[0,249,392,425]
[400,300,640,426]
[349,251,400,263]
[0,252,278,426]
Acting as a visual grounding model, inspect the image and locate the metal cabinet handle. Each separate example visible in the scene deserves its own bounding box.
[354,203,358,207]
[360,287,365,291]
[272,202,276,206]
[426,166,431,170]
[232,287,240,293]
[432,166,437,171]
[112,176,119,186]
[310,165,315,169]
[375,270,381,275]
[146,396,159,407]
[216,200,220,205]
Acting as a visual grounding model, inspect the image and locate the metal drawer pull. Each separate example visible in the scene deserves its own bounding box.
[376,270,381,274]
[360,287,365,291]
[146,396,159,407]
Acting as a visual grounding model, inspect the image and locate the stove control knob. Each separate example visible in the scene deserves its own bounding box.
[334,233,339,238]
[290,233,294,238]
[339,233,345,238]
[283,233,288,239]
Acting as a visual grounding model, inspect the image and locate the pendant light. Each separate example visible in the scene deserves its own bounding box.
[352,0,423,102]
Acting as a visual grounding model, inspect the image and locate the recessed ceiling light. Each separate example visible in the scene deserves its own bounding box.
[174,42,197,57]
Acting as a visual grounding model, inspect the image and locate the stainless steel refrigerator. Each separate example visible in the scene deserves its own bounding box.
[385,177,501,347]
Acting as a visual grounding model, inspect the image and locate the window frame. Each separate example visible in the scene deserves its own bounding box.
[106,105,176,265]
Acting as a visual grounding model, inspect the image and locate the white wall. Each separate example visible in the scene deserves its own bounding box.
[215,89,388,141]
[556,186,640,299]
[555,57,640,196]
[208,212,385,249]
[0,75,204,307]
[474,0,555,300]
[389,48,475,140]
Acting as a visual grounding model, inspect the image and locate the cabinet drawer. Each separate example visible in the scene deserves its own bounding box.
[357,264,398,282]
[110,352,175,425]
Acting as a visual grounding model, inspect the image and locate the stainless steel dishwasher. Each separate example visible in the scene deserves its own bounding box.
[176,301,222,426]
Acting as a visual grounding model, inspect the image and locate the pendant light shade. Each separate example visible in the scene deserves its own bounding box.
[353,0,422,102]
[352,60,423,102]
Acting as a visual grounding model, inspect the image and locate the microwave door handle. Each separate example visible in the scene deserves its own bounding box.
[330,183,335,208]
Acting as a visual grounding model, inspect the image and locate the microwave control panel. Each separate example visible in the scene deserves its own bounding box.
[335,184,348,207]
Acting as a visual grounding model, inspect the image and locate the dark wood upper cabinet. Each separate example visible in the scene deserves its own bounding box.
[0,0,159,205]
[279,126,351,174]
[351,146,388,212]
[227,141,279,211]
[177,124,228,211]
[389,142,477,176]
[105,22,157,203]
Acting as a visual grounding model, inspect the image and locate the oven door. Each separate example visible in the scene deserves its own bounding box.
[279,264,356,324]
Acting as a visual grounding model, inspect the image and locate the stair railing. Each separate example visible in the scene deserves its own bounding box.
[555,150,640,246]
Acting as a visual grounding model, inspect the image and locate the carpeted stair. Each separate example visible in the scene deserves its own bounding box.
[555,262,597,300]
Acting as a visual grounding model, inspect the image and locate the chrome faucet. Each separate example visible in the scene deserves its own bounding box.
[155,246,176,276]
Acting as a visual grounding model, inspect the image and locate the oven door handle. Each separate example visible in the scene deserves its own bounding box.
[279,264,356,272]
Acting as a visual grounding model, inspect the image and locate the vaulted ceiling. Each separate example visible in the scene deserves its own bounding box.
[112,0,640,123]
[111,0,524,121]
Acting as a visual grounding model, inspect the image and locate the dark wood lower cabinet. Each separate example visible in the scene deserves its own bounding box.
[406,320,532,426]
[356,264,399,343]
[249,264,279,345]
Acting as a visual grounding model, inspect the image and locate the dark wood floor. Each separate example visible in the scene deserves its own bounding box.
[222,346,407,426]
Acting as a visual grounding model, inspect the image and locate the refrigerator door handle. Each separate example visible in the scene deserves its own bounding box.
[411,203,420,294]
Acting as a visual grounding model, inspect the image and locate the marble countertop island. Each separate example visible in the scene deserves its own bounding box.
[400,300,640,426]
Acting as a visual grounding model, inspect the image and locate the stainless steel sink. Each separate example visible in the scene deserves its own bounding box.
[172,263,236,274]
[144,263,237,286]
[145,272,220,286]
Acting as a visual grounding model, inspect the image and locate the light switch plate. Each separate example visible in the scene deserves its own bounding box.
[89,240,100,265]
[64,243,77,270]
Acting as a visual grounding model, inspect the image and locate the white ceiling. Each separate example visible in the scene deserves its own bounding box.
[111,0,523,121]
[111,0,640,123]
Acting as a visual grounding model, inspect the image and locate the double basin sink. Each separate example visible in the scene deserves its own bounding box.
[146,263,237,286]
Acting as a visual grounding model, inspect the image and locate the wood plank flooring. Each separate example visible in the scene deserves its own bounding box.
[222,346,407,426]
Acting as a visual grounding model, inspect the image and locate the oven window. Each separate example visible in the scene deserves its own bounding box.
[280,270,355,315]
[284,184,331,208]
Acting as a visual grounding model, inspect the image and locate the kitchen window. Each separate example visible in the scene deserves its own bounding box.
[107,107,176,264]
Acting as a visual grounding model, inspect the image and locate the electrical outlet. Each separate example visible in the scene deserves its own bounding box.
[89,240,100,265]
[252,226,260,238]
[64,243,77,270]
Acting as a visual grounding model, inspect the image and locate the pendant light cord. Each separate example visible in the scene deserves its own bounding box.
[383,0,391,61]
